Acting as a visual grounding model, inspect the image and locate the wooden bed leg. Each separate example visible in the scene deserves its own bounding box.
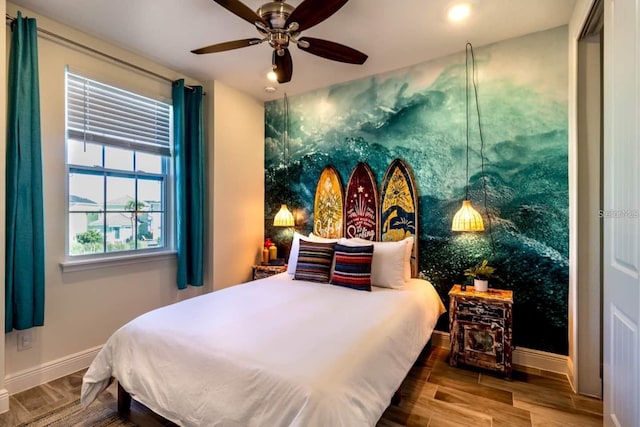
[117,382,132,414]
[391,386,402,406]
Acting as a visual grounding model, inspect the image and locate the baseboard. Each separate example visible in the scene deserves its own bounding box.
[0,389,9,413]
[512,346,569,376]
[5,345,102,396]
[430,331,569,376]
[566,353,576,392]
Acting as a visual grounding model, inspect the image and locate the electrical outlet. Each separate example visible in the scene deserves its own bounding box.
[17,330,32,351]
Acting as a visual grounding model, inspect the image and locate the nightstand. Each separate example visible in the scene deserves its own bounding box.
[252,264,287,280]
[448,284,513,379]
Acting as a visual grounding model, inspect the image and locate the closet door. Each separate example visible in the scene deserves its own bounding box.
[602,0,640,425]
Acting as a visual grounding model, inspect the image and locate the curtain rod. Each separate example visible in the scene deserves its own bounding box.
[5,13,203,93]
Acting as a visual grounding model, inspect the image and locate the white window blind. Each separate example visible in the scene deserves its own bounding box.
[66,73,171,156]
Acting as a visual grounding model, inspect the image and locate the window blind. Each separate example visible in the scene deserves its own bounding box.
[66,73,172,156]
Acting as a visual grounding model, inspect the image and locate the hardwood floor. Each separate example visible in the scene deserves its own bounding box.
[0,347,602,426]
[378,347,602,427]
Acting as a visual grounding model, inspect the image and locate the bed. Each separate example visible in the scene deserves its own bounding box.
[81,160,446,426]
[81,272,444,426]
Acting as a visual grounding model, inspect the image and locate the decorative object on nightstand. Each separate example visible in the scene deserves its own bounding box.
[448,284,513,380]
[262,238,272,264]
[252,264,287,280]
[463,259,497,292]
[268,241,277,260]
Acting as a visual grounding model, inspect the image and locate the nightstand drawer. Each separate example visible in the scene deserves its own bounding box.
[455,300,506,320]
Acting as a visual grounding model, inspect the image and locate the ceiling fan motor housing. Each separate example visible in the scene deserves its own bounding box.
[257,1,294,29]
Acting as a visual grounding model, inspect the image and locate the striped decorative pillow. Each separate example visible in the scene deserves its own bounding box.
[330,244,374,291]
[294,240,336,283]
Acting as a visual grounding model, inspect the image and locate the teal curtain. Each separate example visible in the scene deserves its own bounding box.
[173,80,204,289]
[6,12,45,332]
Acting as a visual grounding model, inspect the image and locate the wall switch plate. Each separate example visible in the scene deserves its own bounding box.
[17,330,32,351]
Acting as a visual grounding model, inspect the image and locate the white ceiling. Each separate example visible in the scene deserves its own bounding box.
[10,0,577,101]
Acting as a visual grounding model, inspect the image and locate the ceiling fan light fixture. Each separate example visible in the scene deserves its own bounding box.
[267,70,278,81]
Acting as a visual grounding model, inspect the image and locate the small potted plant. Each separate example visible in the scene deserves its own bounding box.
[463,259,496,292]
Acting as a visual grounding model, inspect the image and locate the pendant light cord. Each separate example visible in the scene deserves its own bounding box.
[467,42,496,255]
[284,93,290,206]
[465,45,470,200]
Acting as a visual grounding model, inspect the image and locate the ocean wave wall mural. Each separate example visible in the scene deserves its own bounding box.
[265,26,569,354]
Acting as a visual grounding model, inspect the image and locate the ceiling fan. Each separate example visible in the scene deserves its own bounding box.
[191,0,368,84]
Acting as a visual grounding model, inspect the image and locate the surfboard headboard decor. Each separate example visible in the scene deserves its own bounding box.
[313,165,345,238]
[344,162,379,240]
[312,159,418,277]
[380,159,419,278]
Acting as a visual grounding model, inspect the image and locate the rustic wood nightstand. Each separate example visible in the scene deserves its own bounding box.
[448,284,514,379]
[252,264,287,280]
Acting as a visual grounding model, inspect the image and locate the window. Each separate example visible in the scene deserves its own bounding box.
[66,72,172,257]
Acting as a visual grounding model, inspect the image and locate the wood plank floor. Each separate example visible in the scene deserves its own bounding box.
[0,346,602,426]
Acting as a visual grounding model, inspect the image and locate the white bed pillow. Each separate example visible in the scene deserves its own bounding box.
[347,236,415,281]
[287,232,341,276]
[403,236,415,281]
[338,238,408,289]
[308,232,342,242]
[287,232,305,275]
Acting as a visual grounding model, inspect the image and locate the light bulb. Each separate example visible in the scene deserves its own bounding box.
[448,4,471,22]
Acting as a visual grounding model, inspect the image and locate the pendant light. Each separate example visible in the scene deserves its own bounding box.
[274,93,295,227]
[274,204,294,226]
[452,42,485,232]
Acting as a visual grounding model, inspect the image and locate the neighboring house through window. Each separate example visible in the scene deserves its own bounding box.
[66,71,172,257]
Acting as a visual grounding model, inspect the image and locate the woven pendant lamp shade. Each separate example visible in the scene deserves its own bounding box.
[452,200,485,232]
[273,204,295,227]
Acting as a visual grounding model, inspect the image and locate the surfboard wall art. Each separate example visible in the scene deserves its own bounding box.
[380,159,418,275]
[344,162,378,240]
[313,165,344,238]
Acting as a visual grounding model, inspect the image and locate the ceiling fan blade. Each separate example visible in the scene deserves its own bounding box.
[298,37,368,64]
[212,0,268,27]
[191,38,262,54]
[286,0,348,32]
[273,49,293,83]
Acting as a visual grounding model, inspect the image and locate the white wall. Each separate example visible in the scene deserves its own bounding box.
[209,81,265,290]
[3,2,263,397]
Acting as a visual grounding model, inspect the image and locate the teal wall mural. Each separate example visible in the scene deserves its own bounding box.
[264,27,569,355]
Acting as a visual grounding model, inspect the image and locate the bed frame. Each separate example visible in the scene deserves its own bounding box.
[117,383,131,414]
[116,159,425,418]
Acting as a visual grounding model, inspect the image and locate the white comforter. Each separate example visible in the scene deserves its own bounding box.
[81,274,445,427]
